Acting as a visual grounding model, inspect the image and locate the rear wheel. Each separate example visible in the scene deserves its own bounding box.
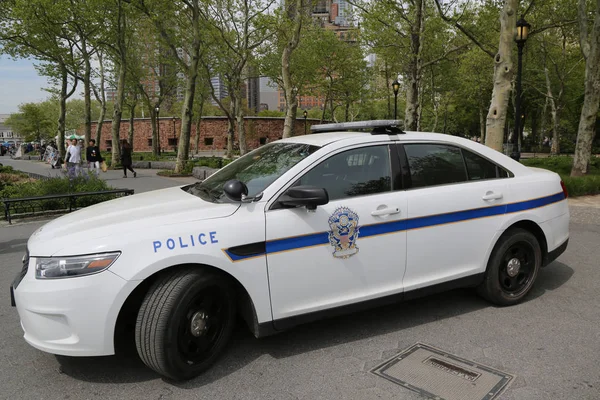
[135,268,236,380]
[478,228,541,306]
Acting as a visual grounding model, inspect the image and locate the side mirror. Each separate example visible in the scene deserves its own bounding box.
[279,185,329,210]
[223,179,248,202]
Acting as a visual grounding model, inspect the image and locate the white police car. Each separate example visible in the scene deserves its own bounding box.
[11,120,569,380]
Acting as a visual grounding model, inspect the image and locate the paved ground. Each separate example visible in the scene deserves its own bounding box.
[0,203,599,399]
[0,156,198,194]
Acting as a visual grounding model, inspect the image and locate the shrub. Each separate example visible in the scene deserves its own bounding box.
[192,157,232,169]
[562,175,600,197]
[521,156,600,197]
[1,175,117,213]
[522,156,600,176]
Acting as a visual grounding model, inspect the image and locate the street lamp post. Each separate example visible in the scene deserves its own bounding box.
[511,16,531,161]
[392,79,400,120]
[303,110,308,135]
[172,117,176,152]
[155,106,161,156]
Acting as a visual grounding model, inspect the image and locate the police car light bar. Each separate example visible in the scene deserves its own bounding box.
[309,120,405,135]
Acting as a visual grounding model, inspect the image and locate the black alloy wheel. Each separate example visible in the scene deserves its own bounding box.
[177,287,229,366]
[478,228,542,306]
[498,241,536,296]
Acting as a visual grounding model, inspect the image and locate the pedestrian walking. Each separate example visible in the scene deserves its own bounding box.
[120,139,136,178]
[67,139,82,177]
[86,139,103,176]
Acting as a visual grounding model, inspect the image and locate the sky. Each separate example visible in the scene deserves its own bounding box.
[0,56,52,113]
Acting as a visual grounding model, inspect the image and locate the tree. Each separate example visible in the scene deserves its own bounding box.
[484,0,519,152]
[356,0,469,131]
[278,0,312,138]
[202,0,275,156]
[100,0,133,165]
[0,0,81,158]
[572,0,600,176]
[64,0,106,147]
[126,20,179,156]
[91,51,108,145]
[5,103,55,142]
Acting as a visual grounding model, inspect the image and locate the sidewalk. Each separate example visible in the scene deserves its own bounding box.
[0,156,198,194]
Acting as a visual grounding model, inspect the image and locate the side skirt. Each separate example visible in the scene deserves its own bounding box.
[255,273,484,338]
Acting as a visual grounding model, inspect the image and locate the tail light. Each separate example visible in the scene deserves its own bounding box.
[560,180,568,198]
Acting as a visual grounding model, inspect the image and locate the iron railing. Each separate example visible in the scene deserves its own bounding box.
[2,189,134,224]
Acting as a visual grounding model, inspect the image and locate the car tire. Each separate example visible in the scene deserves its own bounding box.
[135,268,236,380]
[478,228,542,306]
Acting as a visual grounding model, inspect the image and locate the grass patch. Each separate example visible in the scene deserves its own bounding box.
[0,166,32,191]
[522,156,600,197]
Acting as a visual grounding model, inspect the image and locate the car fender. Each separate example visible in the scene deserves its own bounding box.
[482,211,552,273]
[111,251,272,326]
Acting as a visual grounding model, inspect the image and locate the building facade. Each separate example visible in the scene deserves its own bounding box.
[92,116,321,153]
[0,114,24,145]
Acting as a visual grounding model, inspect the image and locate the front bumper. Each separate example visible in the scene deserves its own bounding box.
[12,256,137,356]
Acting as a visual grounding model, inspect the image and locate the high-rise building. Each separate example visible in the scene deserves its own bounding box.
[312,0,356,42]
[209,76,229,106]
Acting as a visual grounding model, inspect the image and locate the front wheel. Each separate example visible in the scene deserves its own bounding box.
[478,228,542,306]
[135,268,236,380]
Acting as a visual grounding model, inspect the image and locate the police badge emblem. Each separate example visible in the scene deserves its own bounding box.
[328,207,360,259]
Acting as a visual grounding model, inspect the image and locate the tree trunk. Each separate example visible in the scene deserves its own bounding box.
[58,67,68,159]
[404,0,424,131]
[485,0,518,153]
[281,75,297,138]
[174,64,199,173]
[111,61,126,165]
[543,44,560,155]
[479,103,486,143]
[572,0,600,176]
[94,52,107,145]
[195,100,204,155]
[128,103,136,149]
[235,92,247,155]
[540,96,548,148]
[385,61,391,119]
[151,108,159,157]
[281,0,306,138]
[111,1,126,166]
[82,39,92,148]
[320,92,328,123]
[174,53,200,173]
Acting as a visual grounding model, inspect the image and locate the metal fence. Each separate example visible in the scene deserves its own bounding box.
[2,189,134,224]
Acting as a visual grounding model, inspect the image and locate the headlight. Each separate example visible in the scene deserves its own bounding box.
[35,252,121,279]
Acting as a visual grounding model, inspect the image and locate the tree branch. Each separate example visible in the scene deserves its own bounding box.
[420,44,470,69]
[529,20,578,36]
[433,0,495,58]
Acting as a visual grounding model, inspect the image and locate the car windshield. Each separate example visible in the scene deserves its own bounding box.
[184,142,321,203]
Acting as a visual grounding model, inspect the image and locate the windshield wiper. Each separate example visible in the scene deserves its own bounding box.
[189,184,220,201]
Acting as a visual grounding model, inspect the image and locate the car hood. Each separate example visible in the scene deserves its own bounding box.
[28,186,239,256]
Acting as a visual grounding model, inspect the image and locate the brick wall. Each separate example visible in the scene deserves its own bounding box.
[90,116,321,152]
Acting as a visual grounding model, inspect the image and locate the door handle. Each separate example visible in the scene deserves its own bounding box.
[482,191,503,201]
[371,207,400,216]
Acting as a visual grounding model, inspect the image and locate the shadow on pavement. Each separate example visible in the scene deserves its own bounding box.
[0,238,28,254]
[526,261,574,301]
[55,262,574,387]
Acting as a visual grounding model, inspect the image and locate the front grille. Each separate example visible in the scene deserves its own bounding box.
[13,249,29,290]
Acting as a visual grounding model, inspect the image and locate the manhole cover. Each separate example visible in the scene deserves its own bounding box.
[371,343,514,400]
